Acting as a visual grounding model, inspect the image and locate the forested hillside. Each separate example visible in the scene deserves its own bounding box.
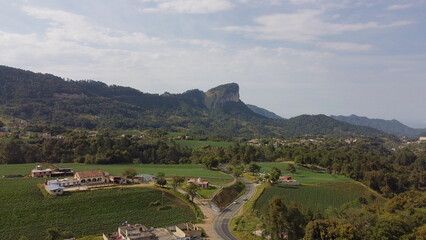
[331,114,426,137]
[0,65,385,137]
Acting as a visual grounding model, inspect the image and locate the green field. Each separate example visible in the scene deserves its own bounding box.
[255,182,384,214]
[257,162,350,184]
[175,140,232,148]
[0,163,233,182]
[0,178,196,239]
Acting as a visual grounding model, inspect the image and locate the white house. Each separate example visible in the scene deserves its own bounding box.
[45,184,65,195]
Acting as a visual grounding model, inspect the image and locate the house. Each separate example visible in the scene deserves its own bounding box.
[46,178,80,187]
[74,170,108,185]
[31,165,53,178]
[187,177,209,189]
[419,137,426,141]
[108,175,127,184]
[280,176,292,181]
[103,223,196,240]
[45,184,65,195]
[51,168,74,177]
[134,174,157,182]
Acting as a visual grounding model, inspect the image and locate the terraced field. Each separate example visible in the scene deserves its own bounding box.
[255,182,384,214]
[0,178,196,239]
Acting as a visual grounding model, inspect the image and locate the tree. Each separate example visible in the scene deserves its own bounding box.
[304,219,360,240]
[269,167,282,184]
[0,120,4,128]
[172,176,185,190]
[156,172,167,187]
[286,164,296,174]
[263,197,290,240]
[45,228,61,240]
[247,162,261,175]
[186,183,199,202]
[122,167,137,182]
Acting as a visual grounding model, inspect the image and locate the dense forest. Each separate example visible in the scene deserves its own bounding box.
[0,65,385,138]
[1,133,424,197]
[260,191,426,240]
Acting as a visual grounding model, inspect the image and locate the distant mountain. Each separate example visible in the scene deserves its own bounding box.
[331,114,426,137]
[247,104,283,119]
[0,65,387,137]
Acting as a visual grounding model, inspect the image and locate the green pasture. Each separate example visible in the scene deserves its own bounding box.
[0,178,196,239]
[175,140,232,148]
[257,162,350,184]
[255,182,384,214]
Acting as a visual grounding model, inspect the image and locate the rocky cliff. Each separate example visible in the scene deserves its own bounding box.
[204,83,240,110]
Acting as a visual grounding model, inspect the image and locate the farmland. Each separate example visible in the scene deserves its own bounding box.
[0,178,196,239]
[254,182,385,214]
[257,162,350,184]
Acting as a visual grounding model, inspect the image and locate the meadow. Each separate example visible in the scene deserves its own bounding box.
[0,178,196,239]
[257,162,350,184]
[175,139,233,148]
[254,182,385,214]
[0,163,233,185]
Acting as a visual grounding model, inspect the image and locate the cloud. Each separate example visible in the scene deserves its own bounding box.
[387,4,414,10]
[140,0,233,14]
[222,10,414,42]
[21,6,163,47]
[318,42,373,51]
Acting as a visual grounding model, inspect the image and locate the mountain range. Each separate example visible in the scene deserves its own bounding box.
[331,115,426,137]
[0,65,386,138]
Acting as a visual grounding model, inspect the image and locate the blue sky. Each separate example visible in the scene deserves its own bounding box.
[1,0,425,128]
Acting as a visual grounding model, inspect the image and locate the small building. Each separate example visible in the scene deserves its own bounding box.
[75,170,108,185]
[419,137,426,141]
[46,178,80,187]
[51,168,74,177]
[108,175,127,184]
[187,177,209,189]
[45,184,65,195]
[280,176,292,181]
[134,174,157,182]
[31,165,53,178]
[103,223,195,240]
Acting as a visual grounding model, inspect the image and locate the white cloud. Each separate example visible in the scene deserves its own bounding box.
[140,0,233,14]
[318,42,373,51]
[22,6,163,47]
[222,10,414,42]
[387,4,414,10]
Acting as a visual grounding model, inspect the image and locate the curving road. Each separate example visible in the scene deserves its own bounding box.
[212,178,257,240]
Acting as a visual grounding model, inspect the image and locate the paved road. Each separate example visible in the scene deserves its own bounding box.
[212,178,257,240]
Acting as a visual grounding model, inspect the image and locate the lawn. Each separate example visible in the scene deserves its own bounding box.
[0,178,196,239]
[175,140,233,149]
[254,182,385,214]
[0,163,233,182]
[257,162,350,184]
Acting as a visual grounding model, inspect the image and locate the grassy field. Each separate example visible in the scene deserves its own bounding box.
[0,163,233,183]
[0,178,196,239]
[175,140,232,148]
[257,162,350,184]
[254,182,384,214]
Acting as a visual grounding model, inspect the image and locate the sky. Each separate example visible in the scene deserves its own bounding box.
[1,0,425,128]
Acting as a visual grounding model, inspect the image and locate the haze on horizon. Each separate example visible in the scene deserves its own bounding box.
[1,0,425,128]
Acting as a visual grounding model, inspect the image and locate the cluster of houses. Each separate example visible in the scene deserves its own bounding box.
[30,166,132,195]
[103,222,202,240]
